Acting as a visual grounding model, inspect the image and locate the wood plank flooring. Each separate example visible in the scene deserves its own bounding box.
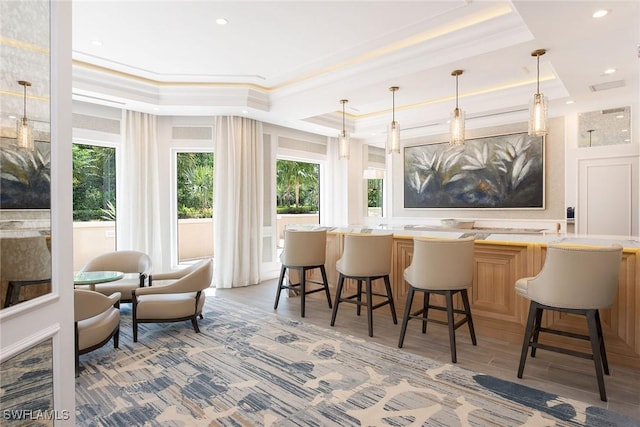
[211,279,640,420]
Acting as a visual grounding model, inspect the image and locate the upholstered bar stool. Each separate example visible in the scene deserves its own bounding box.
[515,244,622,401]
[274,229,332,317]
[1,235,51,308]
[330,233,397,337]
[398,237,476,363]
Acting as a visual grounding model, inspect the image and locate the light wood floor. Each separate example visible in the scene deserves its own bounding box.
[211,279,640,420]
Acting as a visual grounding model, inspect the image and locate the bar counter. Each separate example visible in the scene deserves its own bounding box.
[296,225,640,369]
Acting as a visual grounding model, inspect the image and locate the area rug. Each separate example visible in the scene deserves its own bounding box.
[75,298,638,426]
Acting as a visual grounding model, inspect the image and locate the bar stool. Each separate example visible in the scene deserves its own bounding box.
[330,233,396,337]
[2,235,51,308]
[515,244,622,401]
[398,237,476,363]
[274,229,332,317]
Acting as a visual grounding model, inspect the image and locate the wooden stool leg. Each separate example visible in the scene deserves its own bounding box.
[274,266,287,310]
[518,301,538,378]
[461,289,477,345]
[422,292,430,334]
[383,275,397,324]
[594,310,609,375]
[330,274,345,327]
[300,267,306,318]
[365,278,374,337]
[445,291,457,363]
[530,306,544,357]
[356,280,362,316]
[398,286,415,348]
[320,266,332,309]
[587,310,608,401]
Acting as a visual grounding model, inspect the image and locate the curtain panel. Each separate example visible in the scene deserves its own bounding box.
[213,116,264,288]
[118,110,164,270]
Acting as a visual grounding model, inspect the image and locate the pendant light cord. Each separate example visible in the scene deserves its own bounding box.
[536,53,540,94]
[455,74,459,109]
[392,90,395,121]
[23,84,27,118]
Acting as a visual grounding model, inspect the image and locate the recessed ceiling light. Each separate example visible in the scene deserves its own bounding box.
[8,114,16,120]
[592,10,608,18]
[241,110,248,114]
[91,40,103,46]
[603,68,617,75]
[216,18,228,25]
[621,129,629,133]
[616,114,624,119]
[565,100,575,105]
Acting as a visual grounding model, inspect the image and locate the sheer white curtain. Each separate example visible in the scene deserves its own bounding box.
[213,116,264,288]
[118,110,164,270]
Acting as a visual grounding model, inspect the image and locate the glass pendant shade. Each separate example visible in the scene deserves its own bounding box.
[449,70,465,145]
[528,92,548,136]
[449,108,465,145]
[338,99,349,159]
[528,49,548,137]
[338,129,350,159]
[387,121,400,154]
[387,86,400,154]
[16,80,34,150]
[17,117,34,150]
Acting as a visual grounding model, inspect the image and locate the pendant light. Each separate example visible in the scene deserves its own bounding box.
[16,80,34,150]
[338,99,349,159]
[449,70,465,145]
[528,48,548,137]
[387,86,400,154]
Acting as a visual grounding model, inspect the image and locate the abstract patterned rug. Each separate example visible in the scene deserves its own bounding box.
[75,298,638,426]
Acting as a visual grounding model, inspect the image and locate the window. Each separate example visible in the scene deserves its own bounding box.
[367,178,383,217]
[72,143,117,268]
[276,159,320,247]
[176,152,214,263]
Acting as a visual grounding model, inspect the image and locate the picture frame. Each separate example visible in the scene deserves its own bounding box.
[403,132,544,209]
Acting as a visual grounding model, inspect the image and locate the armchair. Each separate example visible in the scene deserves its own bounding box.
[79,250,152,302]
[132,259,213,342]
[74,289,121,377]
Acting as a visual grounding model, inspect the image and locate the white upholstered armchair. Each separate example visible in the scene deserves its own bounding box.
[131,259,213,342]
[79,250,152,302]
[74,289,121,377]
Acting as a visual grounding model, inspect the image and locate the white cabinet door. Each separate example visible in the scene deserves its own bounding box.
[578,155,638,236]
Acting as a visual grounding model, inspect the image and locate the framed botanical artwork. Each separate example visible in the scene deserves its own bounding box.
[404,132,544,209]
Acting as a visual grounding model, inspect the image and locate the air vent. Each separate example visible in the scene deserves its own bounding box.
[589,80,625,92]
[601,107,626,114]
[171,126,213,140]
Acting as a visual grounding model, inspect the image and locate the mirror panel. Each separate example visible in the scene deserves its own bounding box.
[578,106,631,148]
[363,145,386,218]
[0,0,51,309]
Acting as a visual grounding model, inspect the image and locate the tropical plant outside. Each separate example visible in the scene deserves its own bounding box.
[72,144,116,221]
[177,152,214,219]
[276,159,319,214]
[367,178,383,210]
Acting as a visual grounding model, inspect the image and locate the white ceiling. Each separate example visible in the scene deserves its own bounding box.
[71,0,640,142]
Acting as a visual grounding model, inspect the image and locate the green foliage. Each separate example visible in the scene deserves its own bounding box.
[72,144,116,221]
[367,179,383,208]
[276,206,317,214]
[177,152,214,219]
[276,159,319,211]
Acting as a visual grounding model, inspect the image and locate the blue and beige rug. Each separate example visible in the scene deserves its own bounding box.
[76,298,637,426]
